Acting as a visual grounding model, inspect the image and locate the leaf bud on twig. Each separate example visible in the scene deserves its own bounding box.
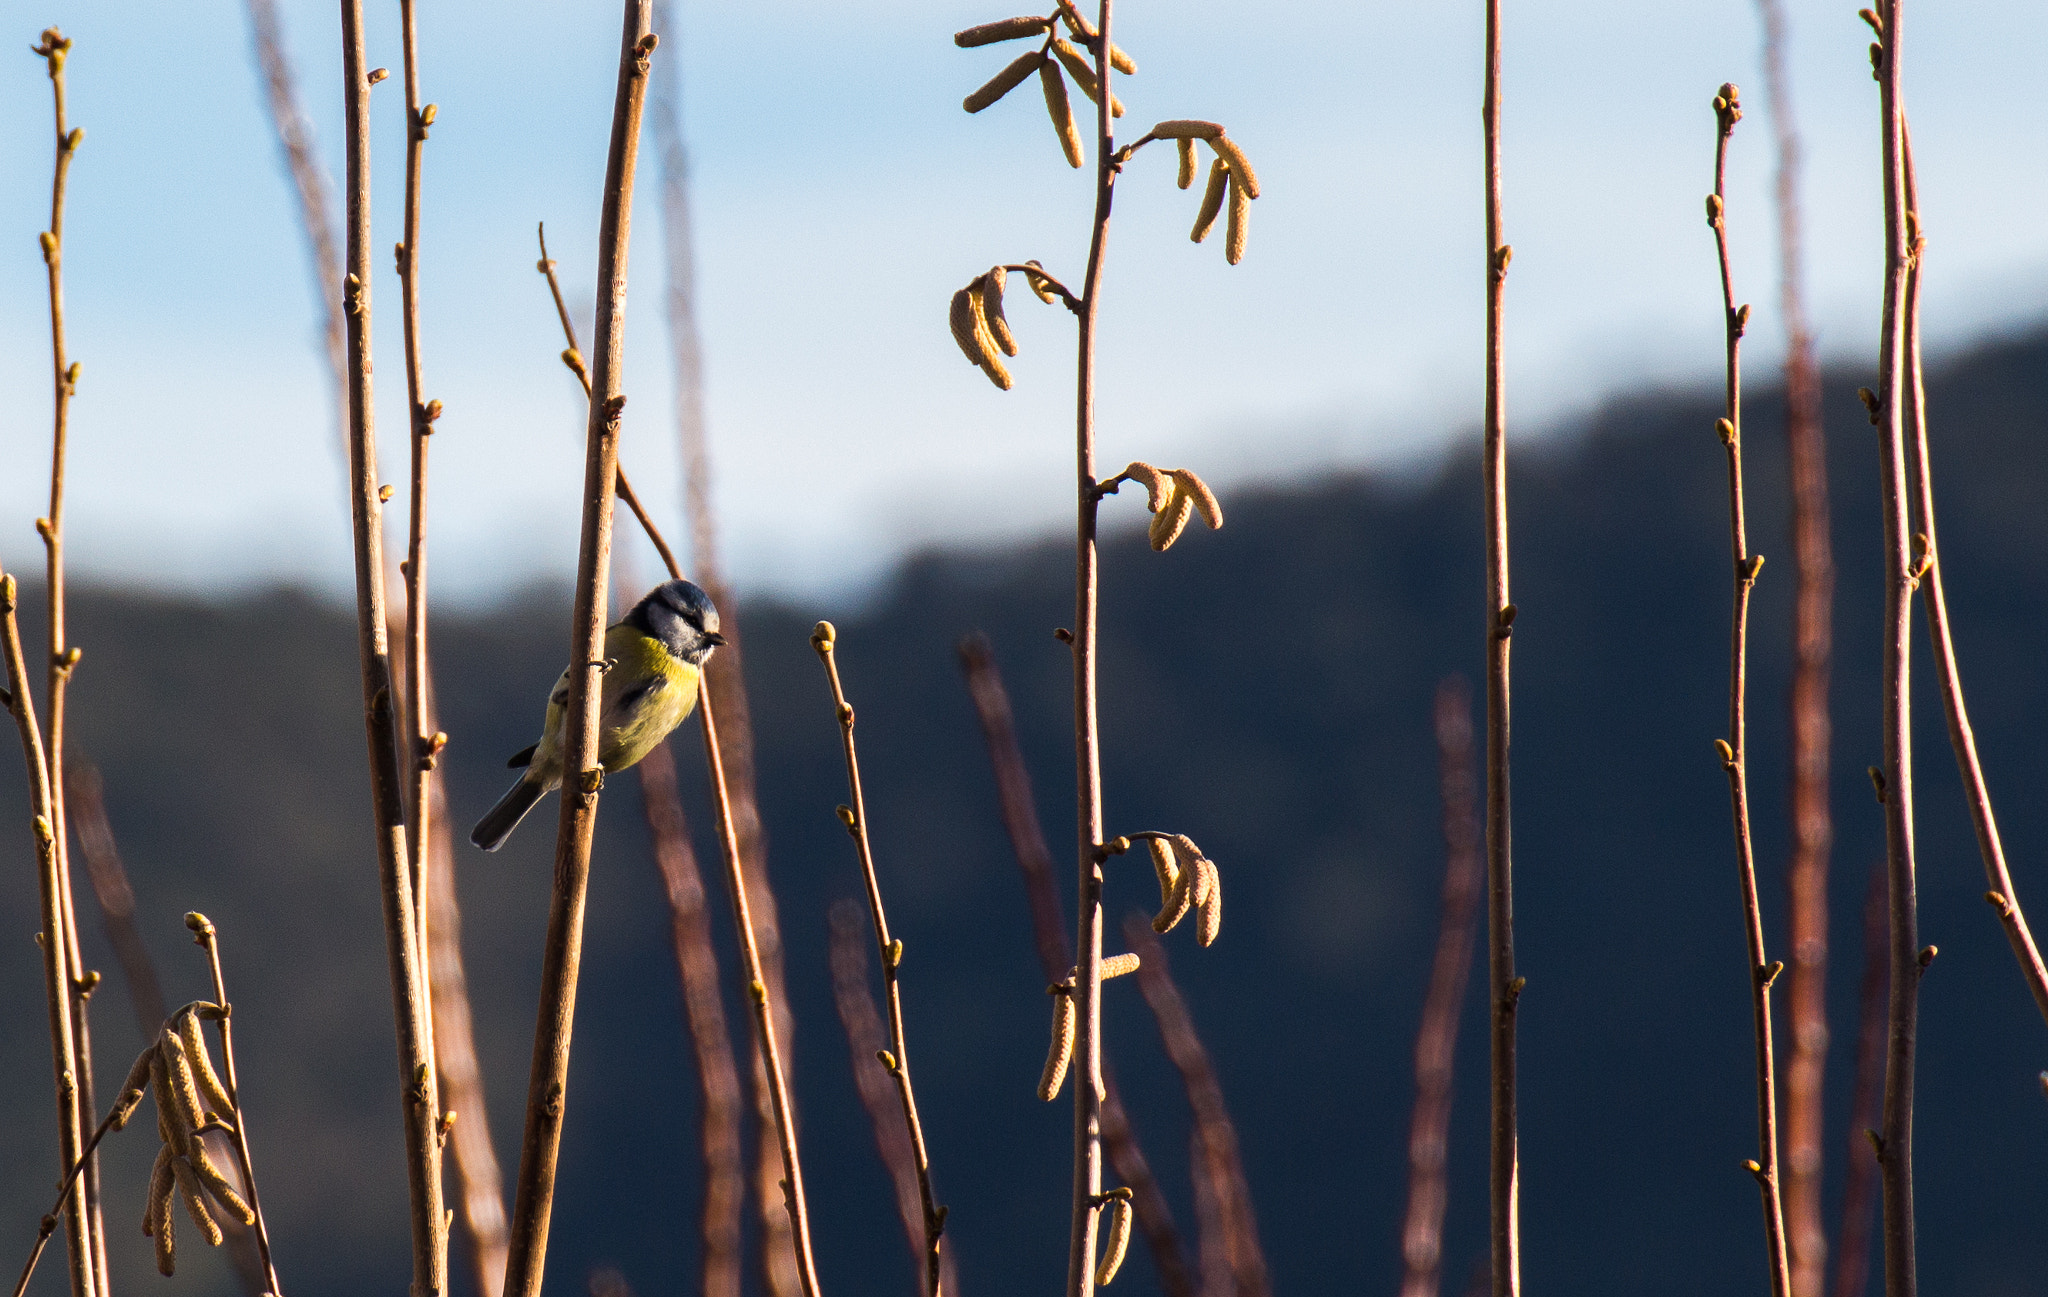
[812,620,837,651]
[963,49,1044,113]
[1022,259,1059,303]
[955,16,1053,47]
[367,67,389,86]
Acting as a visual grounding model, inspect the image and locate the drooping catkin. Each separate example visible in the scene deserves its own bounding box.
[1149,119,1222,141]
[115,1047,155,1129]
[965,275,1015,388]
[1023,259,1058,303]
[1050,38,1124,117]
[170,1155,224,1248]
[145,1144,176,1274]
[177,1009,236,1120]
[1148,486,1194,552]
[950,286,991,368]
[1154,854,1194,933]
[149,1048,188,1154]
[1038,988,1077,1100]
[963,49,1044,113]
[954,15,1051,47]
[981,266,1019,356]
[1039,60,1084,168]
[1210,134,1259,199]
[1094,1196,1133,1286]
[161,1029,210,1135]
[1190,159,1228,243]
[1168,469,1223,530]
[1176,137,1197,189]
[1224,170,1249,264]
[188,1135,255,1225]
[1194,858,1222,947]
[1149,836,1181,905]
[1120,460,1174,513]
[1052,2,1138,74]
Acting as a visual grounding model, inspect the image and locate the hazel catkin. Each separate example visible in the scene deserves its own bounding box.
[1169,469,1223,530]
[1038,989,1077,1101]
[963,50,1044,113]
[981,267,1019,357]
[1224,170,1250,264]
[1039,60,1084,168]
[1148,486,1194,552]
[1176,137,1197,189]
[1190,159,1228,244]
[1095,1195,1133,1286]
[954,15,1051,47]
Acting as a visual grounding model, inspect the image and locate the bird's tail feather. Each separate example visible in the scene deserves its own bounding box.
[471,777,547,852]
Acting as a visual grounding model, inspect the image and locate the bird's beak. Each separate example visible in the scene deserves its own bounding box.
[703,631,727,647]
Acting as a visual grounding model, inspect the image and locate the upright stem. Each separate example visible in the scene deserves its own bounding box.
[501,8,655,1294]
[1710,95,1793,1297]
[1399,678,1483,1297]
[700,692,823,1297]
[397,0,440,1030]
[1829,867,1889,1297]
[191,917,284,1295]
[956,638,1195,1297]
[337,5,446,1294]
[29,30,100,1297]
[1067,6,1117,1297]
[816,631,946,1296]
[1,576,92,1297]
[1869,6,1919,1295]
[1480,2,1519,1292]
[1755,3,1834,1287]
[1895,139,2048,1027]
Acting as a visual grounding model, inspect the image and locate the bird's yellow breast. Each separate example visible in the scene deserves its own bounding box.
[529,623,702,785]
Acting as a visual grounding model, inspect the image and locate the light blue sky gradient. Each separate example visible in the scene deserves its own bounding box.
[0,1,2043,603]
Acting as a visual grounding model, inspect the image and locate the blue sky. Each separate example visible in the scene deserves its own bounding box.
[0,1,2043,603]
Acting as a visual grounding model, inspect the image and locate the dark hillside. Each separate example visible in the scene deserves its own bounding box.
[4,326,2047,1296]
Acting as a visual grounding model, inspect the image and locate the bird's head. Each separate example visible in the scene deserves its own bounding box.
[631,579,725,664]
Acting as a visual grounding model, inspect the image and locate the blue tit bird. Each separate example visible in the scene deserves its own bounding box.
[470,578,724,852]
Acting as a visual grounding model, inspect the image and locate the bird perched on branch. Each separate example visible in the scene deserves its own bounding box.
[471,579,724,852]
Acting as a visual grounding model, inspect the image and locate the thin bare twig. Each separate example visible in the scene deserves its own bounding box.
[24,31,100,1295]
[501,8,658,1295]
[1399,678,1483,1297]
[1866,6,1921,1294]
[336,6,447,1293]
[1707,84,1794,1297]
[9,1084,137,1297]
[814,625,948,1296]
[1895,129,2048,1028]
[1123,917,1268,1297]
[827,903,963,1297]
[955,635,1194,1297]
[533,222,751,1297]
[1,570,94,1297]
[639,737,745,1297]
[1754,3,1834,1288]
[1480,2,1520,1292]
[242,0,345,406]
[699,688,823,1297]
[186,914,284,1294]
[1830,867,1889,1297]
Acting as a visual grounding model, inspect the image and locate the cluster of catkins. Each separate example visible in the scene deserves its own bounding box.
[125,1002,256,1275]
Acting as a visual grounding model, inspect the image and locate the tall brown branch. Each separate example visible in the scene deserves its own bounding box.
[1866,6,1920,1295]
[1830,867,1889,1297]
[1479,3,1520,1292]
[1399,678,1484,1297]
[1,572,94,1297]
[955,635,1195,1297]
[815,626,949,1295]
[336,6,447,1294]
[1895,132,2048,1029]
[534,227,752,1297]
[827,903,962,1297]
[501,8,657,1294]
[426,766,511,1297]
[1707,85,1793,1297]
[243,0,345,405]
[1754,3,1834,1289]
[27,31,102,1297]
[1123,917,1269,1297]
[639,738,745,1297]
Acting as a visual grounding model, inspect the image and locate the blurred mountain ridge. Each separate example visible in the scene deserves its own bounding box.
[3,324,2047,1296]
